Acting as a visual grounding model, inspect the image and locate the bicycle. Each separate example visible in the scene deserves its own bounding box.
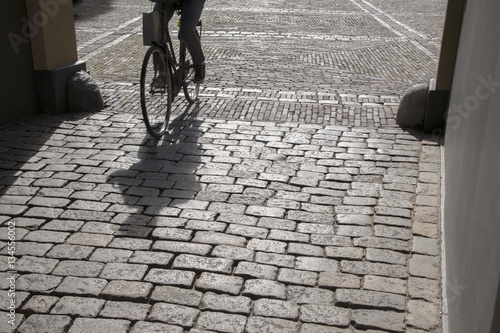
[140,0,202,138]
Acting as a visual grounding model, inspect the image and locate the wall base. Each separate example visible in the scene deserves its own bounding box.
[424,89,449,133]
[35,61,87,114]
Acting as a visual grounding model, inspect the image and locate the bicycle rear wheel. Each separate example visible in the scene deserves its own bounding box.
[180,42,200,103]
[140,45,172,138]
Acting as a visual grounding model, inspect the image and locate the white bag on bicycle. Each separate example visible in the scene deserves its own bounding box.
[143,10,162,46]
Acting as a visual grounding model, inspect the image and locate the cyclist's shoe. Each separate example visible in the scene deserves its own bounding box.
[194,63,205,84]
[151,75,166,89]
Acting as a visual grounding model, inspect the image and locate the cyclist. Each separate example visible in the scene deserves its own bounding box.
[154,0,206,83]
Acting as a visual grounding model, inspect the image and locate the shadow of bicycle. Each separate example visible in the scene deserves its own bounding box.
[106,102,209,240]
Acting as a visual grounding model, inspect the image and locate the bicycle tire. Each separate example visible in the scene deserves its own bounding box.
[180,42,200,103]
[140,45,172,138]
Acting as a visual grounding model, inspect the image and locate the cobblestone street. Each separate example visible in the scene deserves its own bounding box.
[1,0,446,332]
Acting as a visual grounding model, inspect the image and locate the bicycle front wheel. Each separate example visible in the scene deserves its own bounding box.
[180,43,200,104]
[140,45,172,138]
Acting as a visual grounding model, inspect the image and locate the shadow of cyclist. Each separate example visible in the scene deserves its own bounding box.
[105,101,208,239]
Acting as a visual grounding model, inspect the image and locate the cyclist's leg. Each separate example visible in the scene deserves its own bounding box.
[152,2,176,82]
[178,0,205,65]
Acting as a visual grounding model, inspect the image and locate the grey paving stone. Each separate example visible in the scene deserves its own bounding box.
[151,286,203,306]
[99,301,151,321]
[200,292,252,314]
[22,230,70,243]
[296,223,334,234]
[412,236,440,256]
[153,240,212,255]
[68,318,130,333]
[311,234,352,247]
[172,254,234,274]
[217,213,258,226]
[80,221,120,234]
[196,311,247,333]
[287,243,324,257]
[212,245,255,261]
[407,299,441,331]
[192,231,247,247]
[300,304,351,327]
[51,296,105,317]
[363,275,407,295]
[108,237,152,250]
[21,295,60,314]
[409,254,440,279]
[247,238,287,254]
[130,321,184,333]
[287,285,335,305]
[335,288,406,311]
[55,276,108,296]
[15,256,59,274]
[365,247,408,265]
[408,276,441,303]
[352,309,406,332]
[41,219,84,231]
[45,244,94,260]
[246,316,299,333]
[128,250,174,265]
[353,236,411,252]
[148,302,200,327]
[243,279,287,299]
[144,268,196,287]
[152,227,193,241]
[374,215,412,228]
[61,210,115,222]
[0,290,29,310]
[195,272,245,295]
[235,261,278,279]
[287,211,335,224]
[318,272,362,290]
[325,246,364,260]
[337,225,373,237]
[186,219,227,232]
[16,274,63,293]
[300,323,352,333]
[246,206,286,218]
[295,257,339,272]
[89,248,133,263]
[255,252,295,268]
[413,221,439,238]
[17,314,72,333]
[374,225,412,240]
[99,263,148,280]
[336,214,372,225]
[254,298,299,320]
[52,260,104,278]
[101,280,153,300]
[227,224,269,239]
[66,232,114,247]
[268,229,310,243]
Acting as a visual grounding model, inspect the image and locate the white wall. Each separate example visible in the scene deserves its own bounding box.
[443,0,500,331]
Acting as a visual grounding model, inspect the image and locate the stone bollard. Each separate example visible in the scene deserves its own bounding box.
[67,70,104,112]
[396,83,428,128]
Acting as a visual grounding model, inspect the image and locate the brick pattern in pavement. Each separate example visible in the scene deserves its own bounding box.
[74,0,445,127]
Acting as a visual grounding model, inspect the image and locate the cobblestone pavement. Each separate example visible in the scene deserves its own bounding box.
[0,0,446,332]
[74,0,445,127]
